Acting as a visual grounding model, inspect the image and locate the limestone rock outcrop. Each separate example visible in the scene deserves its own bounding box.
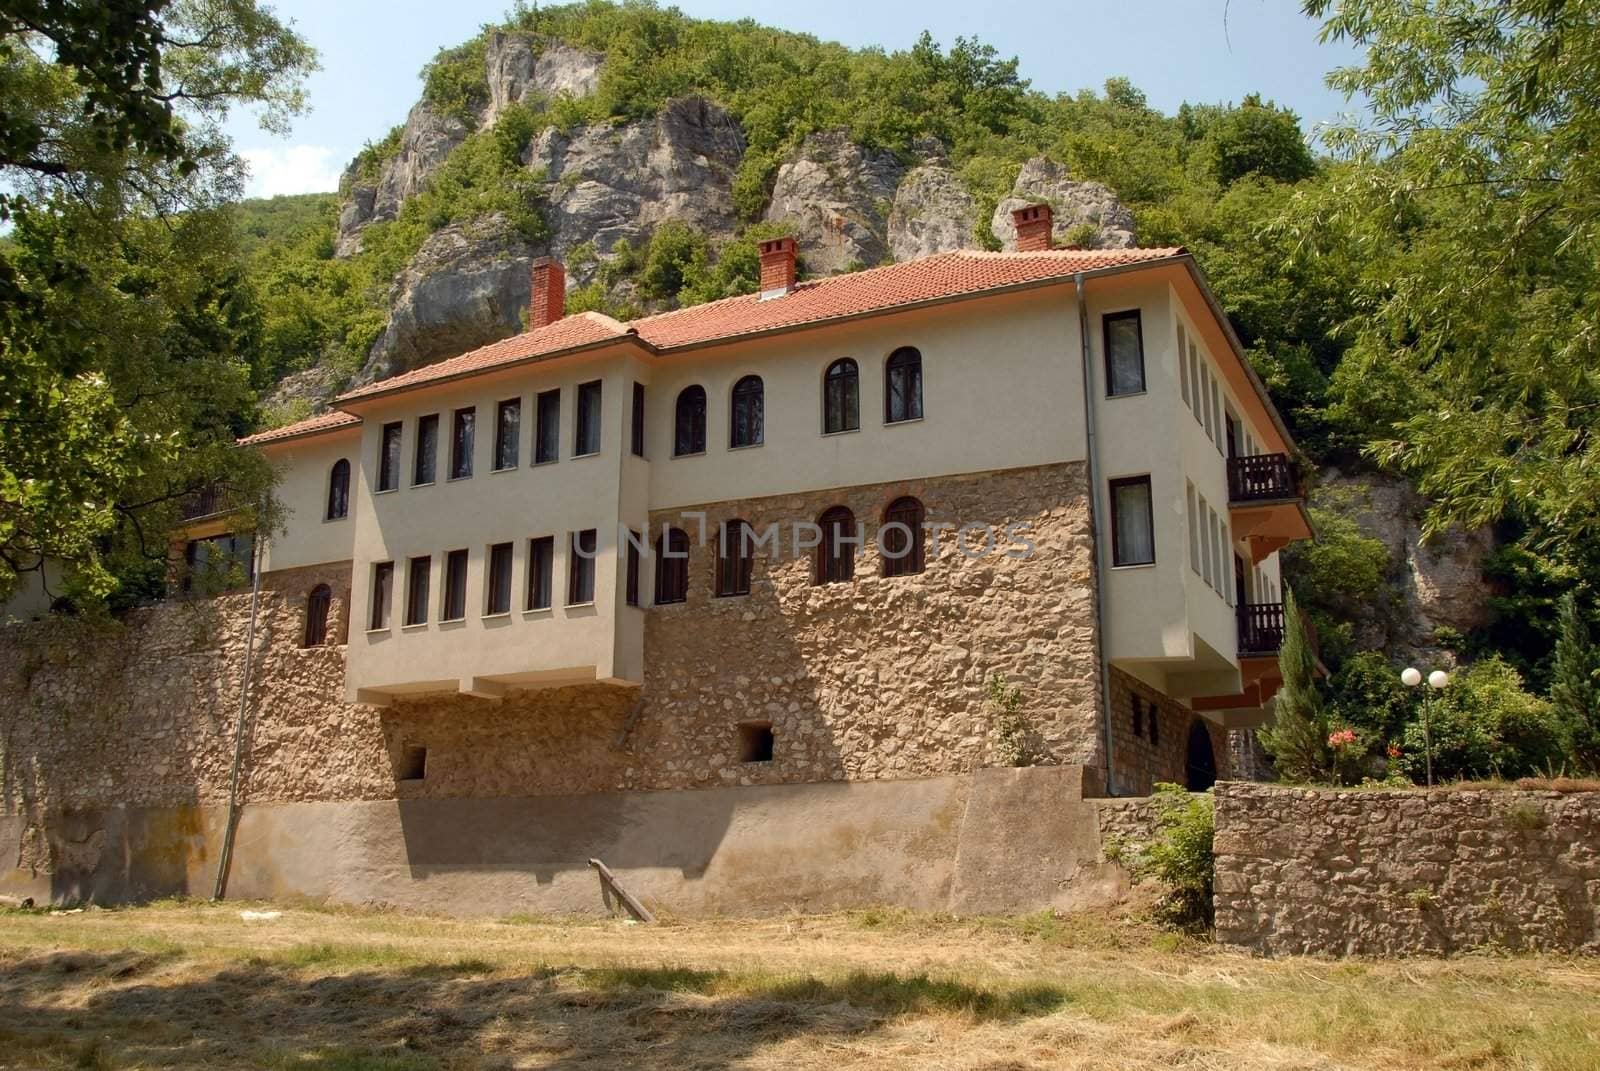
[481,31,604,129]
[888,162,980,262]
[362,214,537,381]
[336,102,469,257]
[764,129,906,274]
[990,156,1137,250]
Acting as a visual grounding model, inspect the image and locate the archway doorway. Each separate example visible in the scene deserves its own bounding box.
[1185,720,1217,792]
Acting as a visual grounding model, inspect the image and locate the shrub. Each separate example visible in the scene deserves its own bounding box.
[1398,657,1566,782]
[987,673,1034,767]
[1131,784,1215,934]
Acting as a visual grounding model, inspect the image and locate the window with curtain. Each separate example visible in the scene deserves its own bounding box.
[815,506,856,584]
[450,407,475,479]
[535,389,560,464]
[716,519,753,596]
[881,496,925,576]
[823,359,859,434]
[303,584,332,647]
[493,398,520,470]
[654,527,689,604]
[1110,476,1155,566]
[568,529,597,603]
[442,548,468,621]
[1103,310,1146,395]
[674,385,706,456]
[369,562,394,630]
[486,542,513,615]
[326,459,350,520]
[378,422,402,492]
[414,414,438,484]
[730,375,763,448]
[885,347,923,423]
[404,556,431,626]
[526,536,553,610]
[575,380,602,456]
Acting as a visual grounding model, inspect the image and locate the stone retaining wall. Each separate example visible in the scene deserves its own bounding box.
[1215,782,1600,956]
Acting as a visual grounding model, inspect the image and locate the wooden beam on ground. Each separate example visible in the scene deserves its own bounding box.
[588,857,655,923]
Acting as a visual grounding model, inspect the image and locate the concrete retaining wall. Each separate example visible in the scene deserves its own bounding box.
[1214,782,1600,956]
[0,766,1129,917]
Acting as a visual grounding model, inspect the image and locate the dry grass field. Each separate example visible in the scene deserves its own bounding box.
[0,899,1596,1070]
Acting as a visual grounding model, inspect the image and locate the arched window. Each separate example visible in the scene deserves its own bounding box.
[823,359,859,434]
[730,375,764,448]
[326,459,350,520]
[716,519,754,597]
[654,527,689,605]
[885,347,923,424]
[303,584,332,647]
[815,506,857,584]
[674,385,706,456]
[881,496,925,577]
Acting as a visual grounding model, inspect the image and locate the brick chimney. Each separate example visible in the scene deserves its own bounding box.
[1011,204,1054,252]
[758,236,797,299]
[530,257,566,328]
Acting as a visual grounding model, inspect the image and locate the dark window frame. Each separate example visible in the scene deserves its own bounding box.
[303,584,332,647]
[413,413,439,486]
[493,397,521,471]
[654,527,689,605]
[575,380,602,457]
[716,519,754,597]
[884,347,924,424]
[378,422,403,492]
[526,536,554,611]
[326,459,350,520]
[1103,309,1147,397]
[486,542,514,615]
[630,382,646,458]
[1109,474,1156,567]
[370,561,394,630]
[823,358,860,434]
[881,496,926,577]
[404,555,431,627]
[535,388,561,465]
[568,528,597,604]
[442,548,469,622]
[815,506,857,585]
[730,375,764,448]
[449,407,475,480]
[674,385,707,456]
[625,531,641,607]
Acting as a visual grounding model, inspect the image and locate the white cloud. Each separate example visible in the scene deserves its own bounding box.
[238,143,345,198]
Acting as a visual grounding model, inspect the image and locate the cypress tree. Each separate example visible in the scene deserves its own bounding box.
[1258,586,1331,783]
[1550,590,1600,773]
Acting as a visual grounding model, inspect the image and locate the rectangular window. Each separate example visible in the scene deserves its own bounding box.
[526,536,554,611]
[442,548,468,621]
[1103,310,1145,396]
[404,555,431,626]
[1201,363,1216,443]
[1209,507,1223,593]
[625,530,641,607]
[1211,380,1224,456]
[1189,342,1204,427]
[568,529,597,604]
[1109,476,1155,567]
[575,380,602,456]
[1198,494,1214,587]
[413,414,439,485]
[493,398,520,471]
[486,542,513,615]
[369,561,394,630]
[1223,524,1235,606]
[535,388,560,464]
[378,422,402,492]
[1186,482,1201,575]
[630,383,645,458]
[450,407,475,479]
[1177,324,1190,408]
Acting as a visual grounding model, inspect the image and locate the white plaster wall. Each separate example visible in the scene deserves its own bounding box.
[260,434,360,573]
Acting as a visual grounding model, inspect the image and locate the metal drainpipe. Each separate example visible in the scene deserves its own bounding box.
[213,532,264,901]
[1076,273,1119,796]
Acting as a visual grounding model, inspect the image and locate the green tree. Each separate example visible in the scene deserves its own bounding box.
[1550,591,1600,772]
[1398,657,1564,782]
[1259,587,1332,782]
[1200,94,1317,186]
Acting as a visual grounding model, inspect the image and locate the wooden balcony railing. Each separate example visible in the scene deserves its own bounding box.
[1237,602,1287,657]
[1227,453,1299,504]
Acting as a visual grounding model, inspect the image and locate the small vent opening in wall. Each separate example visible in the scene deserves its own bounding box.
[738,722,774,763]
[399,745,428,781]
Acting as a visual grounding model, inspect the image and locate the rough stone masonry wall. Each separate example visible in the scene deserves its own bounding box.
[1215,782,1600,956]
[0,462,1099,822]
[1106,667,1229,795]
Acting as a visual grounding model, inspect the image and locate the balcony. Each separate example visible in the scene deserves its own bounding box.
[1237,602,1286,657]
[1226,453,1313,562]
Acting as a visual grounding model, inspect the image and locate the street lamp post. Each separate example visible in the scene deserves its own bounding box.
[1402,666,1450,787]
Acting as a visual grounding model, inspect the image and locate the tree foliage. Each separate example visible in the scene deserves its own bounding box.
[1259,587,1333,782]
[1550,591,1600,772]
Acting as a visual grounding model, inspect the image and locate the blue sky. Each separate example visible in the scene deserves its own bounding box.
[227,0,1366,197]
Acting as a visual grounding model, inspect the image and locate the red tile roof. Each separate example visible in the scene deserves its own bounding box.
[239,409,363,447]
[319,246,1184,409]
[336,311,631,403]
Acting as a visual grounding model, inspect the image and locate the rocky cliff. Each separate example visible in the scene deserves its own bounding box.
[323,30,1141,385]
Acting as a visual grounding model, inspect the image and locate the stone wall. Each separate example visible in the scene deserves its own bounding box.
[1105,667,1229,795]
[0,463,1100,821]
[1215,782,1600,956]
